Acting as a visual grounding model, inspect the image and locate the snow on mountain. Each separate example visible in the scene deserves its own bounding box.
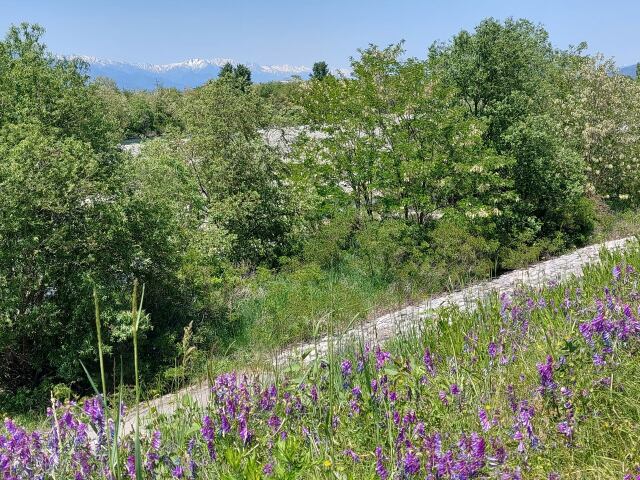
[259,64,311,75]
[66,55,314,90]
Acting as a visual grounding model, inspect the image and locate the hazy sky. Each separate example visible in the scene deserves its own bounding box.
[1,0,638,67]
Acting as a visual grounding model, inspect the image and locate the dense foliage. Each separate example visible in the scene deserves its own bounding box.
[2,16,640,414]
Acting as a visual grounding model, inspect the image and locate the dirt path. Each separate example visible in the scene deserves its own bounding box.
[125,236,635,434]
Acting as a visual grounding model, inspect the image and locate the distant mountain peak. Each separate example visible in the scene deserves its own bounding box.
[147,58,236,72]
[64,55,315,89]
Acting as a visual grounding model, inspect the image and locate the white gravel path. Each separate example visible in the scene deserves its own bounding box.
[123,236,635,434]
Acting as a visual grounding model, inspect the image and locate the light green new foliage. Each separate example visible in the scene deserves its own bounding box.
[297,42,512,224]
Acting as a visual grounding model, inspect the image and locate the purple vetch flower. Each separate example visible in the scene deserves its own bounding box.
[613,265,622,280]
[478,408,491,432]
[537,355,556,392]
[439,390,449,406]
[342,449,360,462]
[151,430,161,451]
[557,421,573,438]
[423,348,436,376]
[490,437,507,465]
[450,384,460,396]
[467,432,487,471]
[201,415,217,460]
[341,359,352,377]
[145,430,162,472]
[220,413,231,434]
[374,347,392,370]
[488,342,498,359]
[403,411,417,425]
[375,446,388,480]
[263,462,274,476]
[268,415,282,432]
[172,464,184,478]
[403,450,421,475]
[238,415,252,445]
[351,386,362,398]
[592,353,606,367]
[349,399,360,415]
[513,430,525,453]
[260,384,277,411]
[126,456,136,479]
[310,384,318,403]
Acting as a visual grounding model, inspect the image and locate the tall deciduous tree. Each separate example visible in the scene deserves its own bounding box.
[429,18,593,246]
[297,43,511,226]
[310,61,330,80]
[179,80,300,265]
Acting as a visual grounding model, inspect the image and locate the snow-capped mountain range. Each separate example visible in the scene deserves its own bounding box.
[71,56,314,90]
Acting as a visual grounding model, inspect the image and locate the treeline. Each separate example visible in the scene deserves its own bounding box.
[1,19,640,411]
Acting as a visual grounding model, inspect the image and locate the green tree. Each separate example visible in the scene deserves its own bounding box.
[179,80,300,265]
[0,24,211,408]
[429,18,593,246]
[555,54,640,207]
[0,23,120,152]
[233,64,252,92]
[297,43,511,226]
[429,17,554,149]
[218,63,253,92]
[219,62,234,78]
[310,61,329,80]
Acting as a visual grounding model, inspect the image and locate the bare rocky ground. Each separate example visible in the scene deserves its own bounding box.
[123,236,635,434]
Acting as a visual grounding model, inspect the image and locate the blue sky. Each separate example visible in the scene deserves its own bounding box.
[1,0,638,67]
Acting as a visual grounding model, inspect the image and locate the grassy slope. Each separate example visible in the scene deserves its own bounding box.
[144,243,640,478]
[219,211,640,365]
[3,241,640,478]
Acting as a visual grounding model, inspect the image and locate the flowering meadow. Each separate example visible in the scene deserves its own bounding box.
[3,246,640,479]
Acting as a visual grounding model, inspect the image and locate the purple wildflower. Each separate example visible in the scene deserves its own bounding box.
[423,348,436,376]
[172,464,184,478]
[374,347,392,370]
[341,359,352,377]
[375,446,388,480]
[478,408,491,432]
[488,342,498,359]
[537,355,556,392]
[342,449,360,462]
[613,265,622,280]
[201,415,216,460]
[403,450,420,476]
